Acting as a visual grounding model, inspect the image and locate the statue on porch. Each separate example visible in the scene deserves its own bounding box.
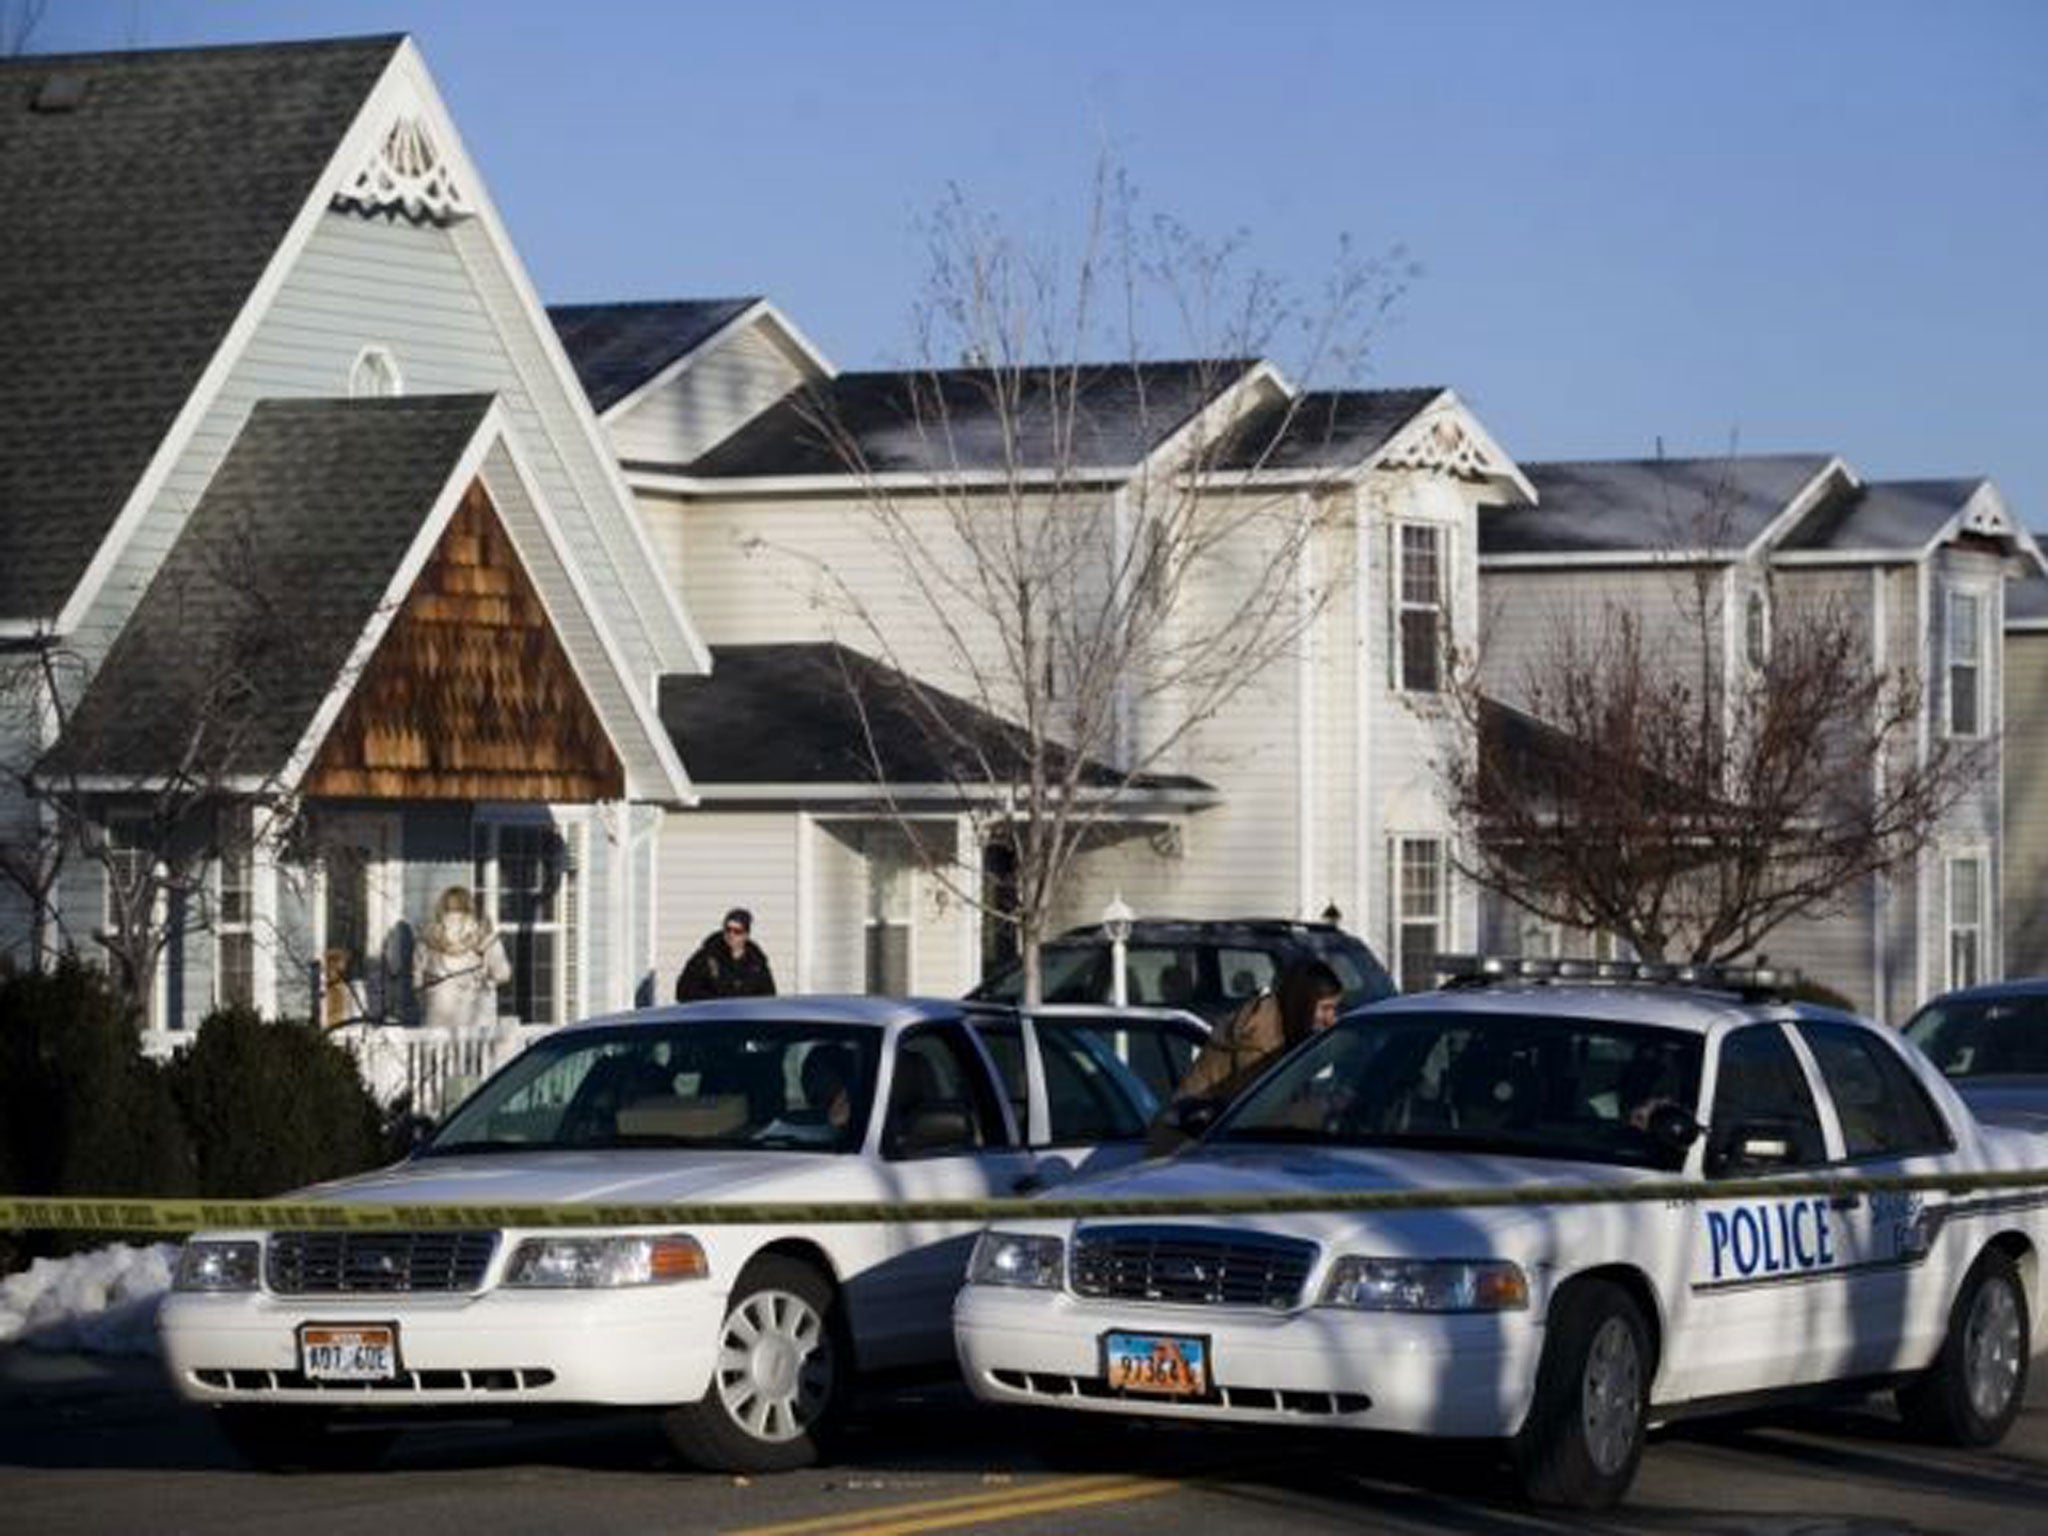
[413,884,512,1030]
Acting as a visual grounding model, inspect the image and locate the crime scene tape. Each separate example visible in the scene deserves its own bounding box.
[6,1165,2048,1233]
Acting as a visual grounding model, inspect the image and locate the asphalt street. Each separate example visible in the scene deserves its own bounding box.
[3,1346,2046,1535]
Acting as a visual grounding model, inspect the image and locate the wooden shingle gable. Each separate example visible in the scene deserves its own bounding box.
[303,482,623,803]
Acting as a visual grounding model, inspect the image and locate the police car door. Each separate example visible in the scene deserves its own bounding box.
[1792,1019,1959,1377]
[853,1023,1033,1368]
[1671,1021,1840,1399]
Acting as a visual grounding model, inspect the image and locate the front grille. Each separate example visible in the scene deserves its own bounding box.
[266,1231,499,1294]
[989,1368,1369,1416]
[1070,1225,1317,1309]
[192,1366,555,1394]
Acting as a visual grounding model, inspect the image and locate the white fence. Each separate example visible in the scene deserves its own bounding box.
[141,1022,555,1121]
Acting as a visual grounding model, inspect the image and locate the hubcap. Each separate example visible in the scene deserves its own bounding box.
[1964,1275,2023,1423]
[714,1287,833,1444]
[1581,1315,1644,1476]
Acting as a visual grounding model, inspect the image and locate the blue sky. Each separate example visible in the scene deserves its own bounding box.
[38,1,2048,519]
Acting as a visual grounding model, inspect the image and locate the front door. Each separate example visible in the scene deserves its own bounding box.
[318,813,400,1026]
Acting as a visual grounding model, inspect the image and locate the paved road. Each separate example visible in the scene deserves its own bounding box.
[3,1347,2046,1535]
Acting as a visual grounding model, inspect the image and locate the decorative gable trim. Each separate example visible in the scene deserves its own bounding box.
[1369,391,1535,504]
[332,111,472,224]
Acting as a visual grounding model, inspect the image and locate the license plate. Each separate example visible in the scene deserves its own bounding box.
[299,1324,398,1382]
[1103,1331,1209,1397]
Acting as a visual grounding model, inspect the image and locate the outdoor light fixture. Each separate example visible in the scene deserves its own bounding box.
[1102,892,1135,1007]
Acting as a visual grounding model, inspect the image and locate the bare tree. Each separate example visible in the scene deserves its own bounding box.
[777,163,1411,999]
[1,1,48,56]
[1440,518,1987,966]
[0,507,338,1017]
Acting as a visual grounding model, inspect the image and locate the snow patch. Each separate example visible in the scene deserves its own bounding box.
[0,1244,176,1356]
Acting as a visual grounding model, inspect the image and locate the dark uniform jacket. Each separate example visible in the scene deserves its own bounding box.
[674,932,777,1002]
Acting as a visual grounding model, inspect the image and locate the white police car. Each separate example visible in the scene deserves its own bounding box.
[159,997,1203,1473]
[954,959,2048,1509]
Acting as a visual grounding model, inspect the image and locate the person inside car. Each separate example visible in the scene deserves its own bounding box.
[1146,958,1344,1154]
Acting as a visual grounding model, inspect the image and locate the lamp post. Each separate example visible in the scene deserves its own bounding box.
[1103,893,1135,1007]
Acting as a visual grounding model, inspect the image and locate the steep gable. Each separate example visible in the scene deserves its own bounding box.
[305,484,623,802]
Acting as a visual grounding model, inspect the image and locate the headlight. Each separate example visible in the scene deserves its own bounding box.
[173,1240,261,1293]
[968,1231,1065,1289]
[502,1234,708,1288]
[1319,1256,1528,1313]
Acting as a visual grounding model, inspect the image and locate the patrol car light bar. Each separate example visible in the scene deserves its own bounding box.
[1435,953,1801,997]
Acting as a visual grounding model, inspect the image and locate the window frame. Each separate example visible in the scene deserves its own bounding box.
[1946,851,1987,992]
[472,810,586,1028]
[1392,835,1447,993]
[348,344,404,399]
[1393,521,1448,695]
[1945,587,1986,738]
[213,808,256,1012]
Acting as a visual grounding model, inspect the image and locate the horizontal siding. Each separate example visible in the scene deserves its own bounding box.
[1479,565,1726,715]
[609,323,806,466]
[656,812,798,998]
[2006,635,2048,974]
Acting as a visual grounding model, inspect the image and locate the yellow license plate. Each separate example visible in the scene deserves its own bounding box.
[1103,1331,1209,1396]
[299,1323,398,1382]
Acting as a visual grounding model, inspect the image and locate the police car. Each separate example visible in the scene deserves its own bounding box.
[158,997,1204,1473]
[953,959,2048,1509]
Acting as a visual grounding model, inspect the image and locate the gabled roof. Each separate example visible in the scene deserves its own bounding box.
[547,298,759,413]
[46,394,495,782]
[1776,477,1995,555]
[1481,455,1837,559]
[659,642,1212,802]
[685,361,1261,480]
[1207,387,1444,471]
[0,35,402,623]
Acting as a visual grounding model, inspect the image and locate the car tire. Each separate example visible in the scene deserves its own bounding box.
[1511,1278,1651,1510]
[213,1406,396,1472]
[662,1255,848,1473]
[1896,1246,2030,1447]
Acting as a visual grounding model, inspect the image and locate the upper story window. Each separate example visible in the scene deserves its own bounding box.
[1395,523,1445,694]
[1946,589,1984,738]
[349,345,403,399]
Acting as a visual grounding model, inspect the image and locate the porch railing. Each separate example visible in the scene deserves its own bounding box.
[139,1021,556,1122]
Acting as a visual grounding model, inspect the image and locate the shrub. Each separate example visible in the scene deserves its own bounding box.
[0,958,196,1262]
[167,1007,390,1198]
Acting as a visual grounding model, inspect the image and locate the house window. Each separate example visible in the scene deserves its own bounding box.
[1947,855,1985,991]
[1947,590,1984,738]
[101,813,151,946]
[864,827,913,994]
[1744,591,1769,670]
[1395,524,1445,693]
[215,815,255,1011]
[1394,836,1446,992]
[474,818,581,1026]
[349,345,403,399]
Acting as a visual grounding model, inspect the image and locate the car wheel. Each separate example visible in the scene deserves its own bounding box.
[1897,1247,2030,1447]
[662,1255,848,1473]
[213,1406,396,1472]
[1511,1278,1651,1510]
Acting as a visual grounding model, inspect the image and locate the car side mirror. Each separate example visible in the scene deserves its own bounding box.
[1644,1103,1701,1155]
[1705,1119,1797,1178]
[1171,1097,1224,1140]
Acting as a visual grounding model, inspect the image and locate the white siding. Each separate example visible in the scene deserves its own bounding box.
[656,813,798,997]
[607,321,808,467]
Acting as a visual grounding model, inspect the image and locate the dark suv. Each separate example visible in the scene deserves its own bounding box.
[968,918,1397,1026]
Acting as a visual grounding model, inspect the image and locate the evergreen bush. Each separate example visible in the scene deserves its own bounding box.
[167,1007,391,1198]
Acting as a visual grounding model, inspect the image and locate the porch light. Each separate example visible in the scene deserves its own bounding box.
[1103,893,1135,1008]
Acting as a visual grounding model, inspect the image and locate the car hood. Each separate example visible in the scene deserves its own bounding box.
[1042,1144,1659,1256]
[291,1151,845,1207]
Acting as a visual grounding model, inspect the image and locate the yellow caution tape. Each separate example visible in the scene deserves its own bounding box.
[5,1165,2048,1233]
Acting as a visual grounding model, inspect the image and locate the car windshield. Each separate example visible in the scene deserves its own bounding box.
[423,1020,883,1155]
[972,946,1101,1006]
[1904,994,2048,1079]
[1212,1010,1705,1171]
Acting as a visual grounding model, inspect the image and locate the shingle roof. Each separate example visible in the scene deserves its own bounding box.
[45,395,495,781]
[1482,455,1835,557]
[685,361,1259,479]
[1776,478,1988,554]
[0,35,401,621]
[660,643,1210,795]
[547,298,759,413]
[1207,387,1443,472]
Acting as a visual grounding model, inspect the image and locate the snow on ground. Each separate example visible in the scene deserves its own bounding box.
[0,1243,176,1356]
